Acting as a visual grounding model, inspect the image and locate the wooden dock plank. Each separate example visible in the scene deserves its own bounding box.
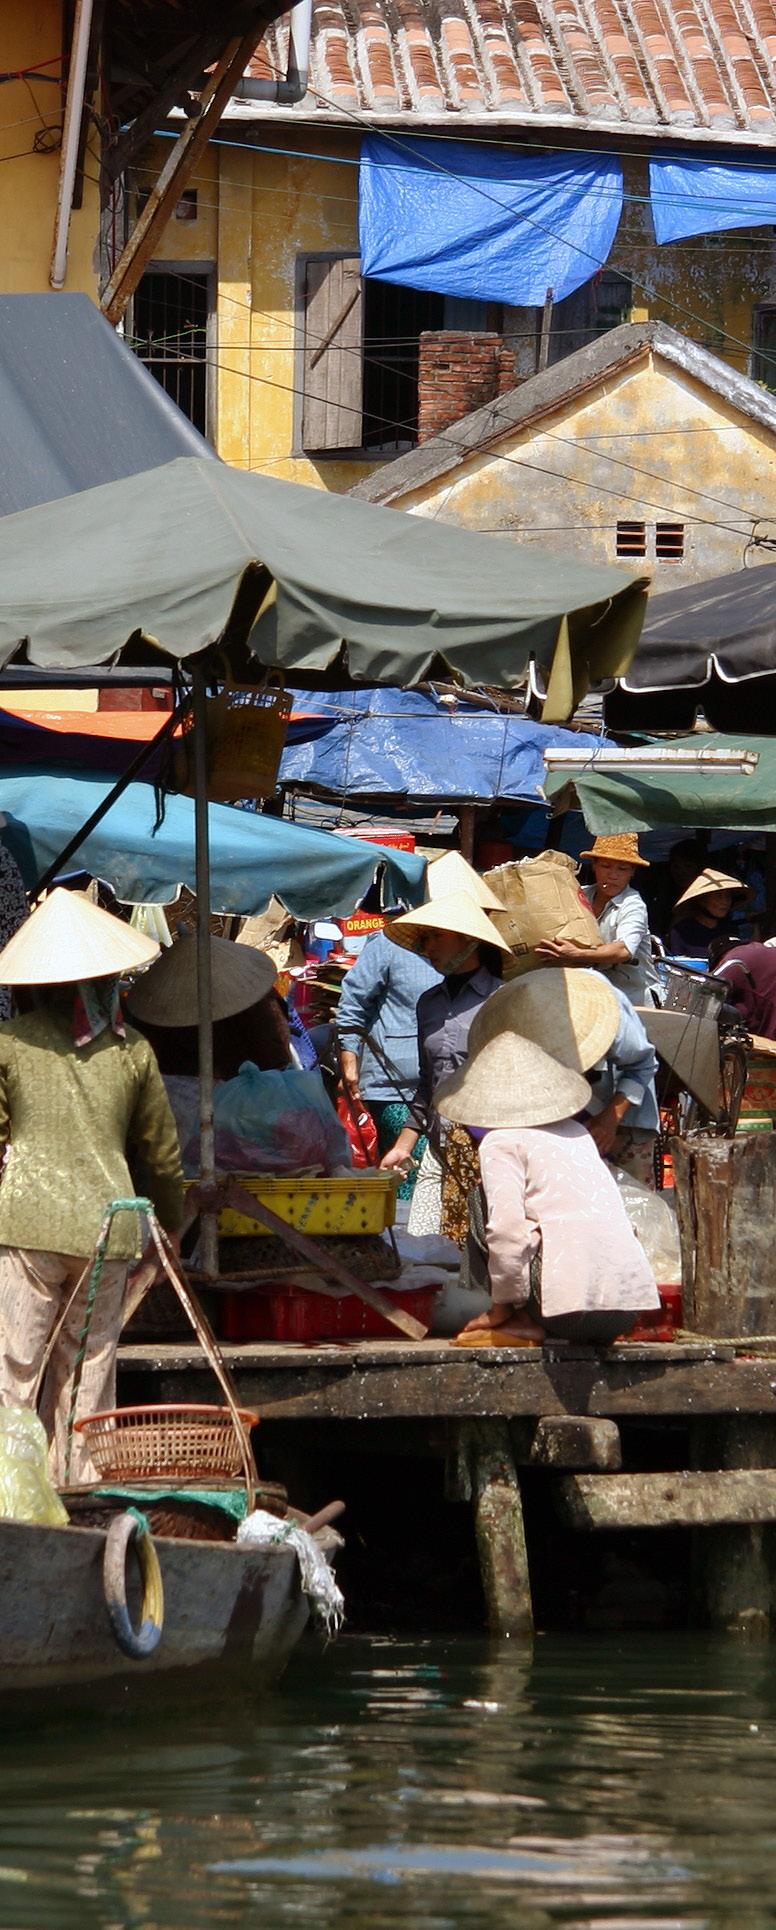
[555,1469,776,1531]
[118,1340,776,1423]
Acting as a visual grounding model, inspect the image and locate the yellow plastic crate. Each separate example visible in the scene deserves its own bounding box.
[213,1174,396,1238]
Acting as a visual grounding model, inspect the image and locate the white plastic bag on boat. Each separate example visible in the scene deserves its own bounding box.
[613,1173,682,1283]
[0,1406,68,1527]
[237,1508,344,1633]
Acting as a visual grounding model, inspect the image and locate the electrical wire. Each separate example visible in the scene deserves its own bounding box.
[130,268,765,527]
[116,133,776,387]
[191,349,759,536]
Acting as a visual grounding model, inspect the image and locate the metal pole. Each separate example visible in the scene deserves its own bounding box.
[31,697,189,899]
[193,663,218,1279]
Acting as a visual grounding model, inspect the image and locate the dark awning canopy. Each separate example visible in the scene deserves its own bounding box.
[606,562,776,732]
[0,457,649,719]
[0,295,212,517]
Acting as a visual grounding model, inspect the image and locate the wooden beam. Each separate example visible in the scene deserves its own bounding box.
[461,1420,533,1636]
[116,1342,776,1425]
[527,1416,622,1471]
[554,1469,776,1531]
[100,28,261,326]
[105,27,223,182]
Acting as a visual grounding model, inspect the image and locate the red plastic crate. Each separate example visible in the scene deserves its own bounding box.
[218,1279,438,1343]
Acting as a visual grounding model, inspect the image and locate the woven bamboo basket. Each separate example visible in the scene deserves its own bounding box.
[74,1403,259,1482]
[176,669,292,802]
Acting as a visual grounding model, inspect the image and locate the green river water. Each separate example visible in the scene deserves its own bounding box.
[1,1632,775,1928]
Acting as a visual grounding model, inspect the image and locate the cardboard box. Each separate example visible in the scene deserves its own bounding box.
[484,851,603,977]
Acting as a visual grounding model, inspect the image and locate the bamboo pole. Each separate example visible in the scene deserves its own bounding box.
[193,664,218,1280]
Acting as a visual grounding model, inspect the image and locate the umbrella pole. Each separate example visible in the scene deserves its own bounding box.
[193,663,218,1280]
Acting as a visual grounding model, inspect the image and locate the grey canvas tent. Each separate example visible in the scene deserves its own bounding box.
[0,295,211,516]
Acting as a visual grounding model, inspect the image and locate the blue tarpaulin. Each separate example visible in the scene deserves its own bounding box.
[650,154,776,243]
[358,136,623,308]
[279,687,602,804]
[0,767,426,914]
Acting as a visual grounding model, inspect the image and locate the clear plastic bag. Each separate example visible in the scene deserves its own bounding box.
[0,1406,68,1527]
[613,1172,682,1282]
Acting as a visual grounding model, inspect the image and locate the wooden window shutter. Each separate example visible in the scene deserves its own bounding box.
[301,256,363,451]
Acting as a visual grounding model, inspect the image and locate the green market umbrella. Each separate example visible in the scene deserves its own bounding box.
[0,456,647,721]
[545,735,776,834]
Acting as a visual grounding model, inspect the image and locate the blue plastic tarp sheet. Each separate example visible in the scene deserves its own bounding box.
[279,687,603,803]
[0,766,426,914]
[358,135,623,308]
[650,154,776,242]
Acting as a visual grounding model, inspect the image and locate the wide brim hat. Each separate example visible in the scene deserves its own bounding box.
[436,1031,591,1130]
[427,851,503,911]
[386,888,511,957]
[468,967,620,1073]
[0,887,160,985]
[673,867,750,912]
[126,932,276,1026]
[580,833,649,869]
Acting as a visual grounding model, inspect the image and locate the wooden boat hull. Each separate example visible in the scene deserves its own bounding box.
[0,1516,312,1691]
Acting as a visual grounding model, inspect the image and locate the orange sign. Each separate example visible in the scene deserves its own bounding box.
[340,912,386,936]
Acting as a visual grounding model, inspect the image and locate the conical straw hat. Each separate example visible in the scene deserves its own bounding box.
[386,888,511,956]
[126,932,276,1026]
[427,851,503,911]
[436,1030,591,1130]
[467,967,620,1073]
[673,866,749,912]
[0,887,160,985]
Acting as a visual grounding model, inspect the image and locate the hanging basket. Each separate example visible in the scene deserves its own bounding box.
[176,668,292,802]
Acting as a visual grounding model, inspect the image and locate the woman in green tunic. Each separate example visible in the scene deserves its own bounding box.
[0,889,184,1484]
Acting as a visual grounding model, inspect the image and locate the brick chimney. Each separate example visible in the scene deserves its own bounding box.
[417,331,517,444]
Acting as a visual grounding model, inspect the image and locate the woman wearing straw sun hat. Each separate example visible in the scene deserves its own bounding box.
[668,866,749,964]
[0,888,185,1483]
[536,833,661,1006]
[379,888,510,1235]
[434,976,660,1347]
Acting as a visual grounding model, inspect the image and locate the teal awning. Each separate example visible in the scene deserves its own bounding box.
[0,457,648,721]
[0,767,425,916]
[546,734,776,833]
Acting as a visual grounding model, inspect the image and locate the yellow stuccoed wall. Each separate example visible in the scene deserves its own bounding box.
[0,1,100,295]
[143,136,776,512]
[144,129,376,489]
[395,352,776,585]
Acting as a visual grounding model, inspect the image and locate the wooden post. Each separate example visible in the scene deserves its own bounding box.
[100,30,262,326]
[691,1418,776,1635]
[193,664,218,1281]
[673,1133,776,1336]
[458,807,476,864]
[459,1419,533,1637]
[537,289,554,372]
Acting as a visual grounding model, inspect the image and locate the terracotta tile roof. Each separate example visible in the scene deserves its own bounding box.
[242,0,776,141]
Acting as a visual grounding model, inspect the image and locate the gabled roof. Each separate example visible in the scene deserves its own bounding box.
[241,0,776,145]
[0,294,212,516]
[350,320,776,506]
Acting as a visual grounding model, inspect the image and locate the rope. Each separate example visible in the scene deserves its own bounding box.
[63,1195,153,1484]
